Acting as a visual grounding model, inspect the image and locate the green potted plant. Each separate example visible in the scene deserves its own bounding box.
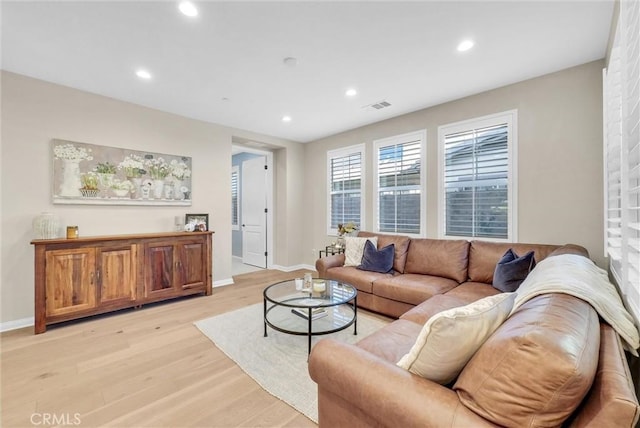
[95,162,117,174]
[95,161,117,189]
[80,172,99,197]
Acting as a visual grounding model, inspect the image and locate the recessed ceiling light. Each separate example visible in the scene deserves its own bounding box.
[136,69,152,80]
[283,57,298,67]
[457,39,475,52]
[282,115,292,123]
[345,88,357,97]
[178,1,198,17]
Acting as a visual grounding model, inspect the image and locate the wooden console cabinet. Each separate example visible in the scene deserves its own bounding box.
[32,231,213,334]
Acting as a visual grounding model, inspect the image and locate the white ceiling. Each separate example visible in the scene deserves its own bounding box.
[1,1,613,143]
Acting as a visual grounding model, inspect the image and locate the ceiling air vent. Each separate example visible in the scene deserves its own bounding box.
[363,100,392,111]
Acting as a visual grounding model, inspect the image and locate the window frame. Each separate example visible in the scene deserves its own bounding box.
[326,143,366,236]
[372,130,427,238]
[437,110,518,242]
[603,0,640,324]
[231,165,240,231]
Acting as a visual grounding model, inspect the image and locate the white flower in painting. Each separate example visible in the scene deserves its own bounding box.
[180,186,189,193]
[169,159,192,180]
[144,157,170,179]
[118,154,146,178]
[53,143,93,161]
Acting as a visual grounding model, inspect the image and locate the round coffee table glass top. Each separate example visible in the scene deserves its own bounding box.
[264,278,356,307]
[263,278,358,355]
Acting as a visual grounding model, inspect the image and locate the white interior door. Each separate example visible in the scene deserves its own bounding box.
[242,156,267,268]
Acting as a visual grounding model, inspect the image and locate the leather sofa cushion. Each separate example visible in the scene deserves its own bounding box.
[443,282,500,302]
[373,274,458,306]
[358,231,411,273]
[357,319,422,364]
[325,266,392,294]
[454,293,600,427]
[401,294,471,325]
[404,239,469,283]
[468,241,562,284]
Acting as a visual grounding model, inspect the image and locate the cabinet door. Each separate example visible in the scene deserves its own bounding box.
[144,242,177,298]
[178,240,206,290]
[45,248,97,317]
[97,245,136,305]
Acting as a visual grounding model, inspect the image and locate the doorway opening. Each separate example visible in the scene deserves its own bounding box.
[231,143,274,276]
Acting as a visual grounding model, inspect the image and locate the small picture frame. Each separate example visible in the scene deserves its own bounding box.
[185,213,209,232]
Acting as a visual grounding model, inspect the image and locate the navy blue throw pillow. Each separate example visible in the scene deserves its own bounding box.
[357,240,395,273]
[493,249,536,292]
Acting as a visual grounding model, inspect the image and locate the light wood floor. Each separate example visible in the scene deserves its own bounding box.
[1,269,318,428]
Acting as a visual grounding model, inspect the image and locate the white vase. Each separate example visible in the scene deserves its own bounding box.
[59,159,82,197]
[164,184,174,199]
[129,177,142,199]
[98,173,115,197]
[173,180,184,200]
[97,173,115,187]
[33,212,61,239]
[153,179,165,199]
[113,188,130,197]
[141,185,151,199]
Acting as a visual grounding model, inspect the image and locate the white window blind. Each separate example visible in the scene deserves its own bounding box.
[374,131,425,235]
[604,0,640,322]
[231,166,239,230]
[438,111,517,241]
[327,145,364,234]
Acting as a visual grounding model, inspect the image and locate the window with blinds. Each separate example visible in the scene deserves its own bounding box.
[604,0,640,322]
[231,166,239,230]
[327,144,364,234]
[373,131,425,235]
[438,111,517,241]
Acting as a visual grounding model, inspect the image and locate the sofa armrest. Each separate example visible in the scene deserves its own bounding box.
[548,244,590,258]
[308,339,498,428]
[315,254,345,277]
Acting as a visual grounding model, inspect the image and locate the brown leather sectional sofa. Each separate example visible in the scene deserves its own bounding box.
[311,232,640,427]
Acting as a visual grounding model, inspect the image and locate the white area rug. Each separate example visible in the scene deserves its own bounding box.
[194,303,389,423]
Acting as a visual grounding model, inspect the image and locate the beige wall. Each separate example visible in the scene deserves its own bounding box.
[0,60,606,326]
[303,60,606,268]
[0,71,304,326]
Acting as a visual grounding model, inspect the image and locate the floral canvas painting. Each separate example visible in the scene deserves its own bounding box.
[52,139,192,206]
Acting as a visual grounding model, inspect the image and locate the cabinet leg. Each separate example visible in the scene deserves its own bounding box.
[34,322,46,334]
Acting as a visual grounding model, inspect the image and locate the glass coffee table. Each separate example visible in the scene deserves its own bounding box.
[263,278,358,356]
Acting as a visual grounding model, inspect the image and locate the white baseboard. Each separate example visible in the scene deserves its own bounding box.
[1,316,34,333]
[213,278,234,287]
[270,264,316,272]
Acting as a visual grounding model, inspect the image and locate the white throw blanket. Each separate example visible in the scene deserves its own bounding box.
[511,254,640,356]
